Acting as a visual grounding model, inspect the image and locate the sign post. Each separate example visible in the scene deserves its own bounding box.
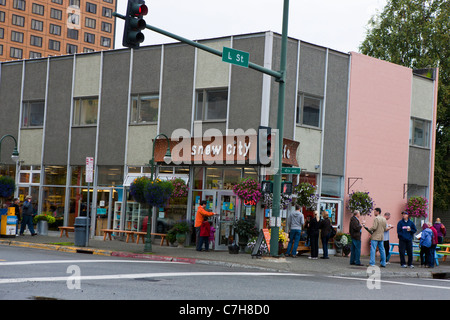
[85,157,94,246]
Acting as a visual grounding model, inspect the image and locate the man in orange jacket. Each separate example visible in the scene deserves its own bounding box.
[195,200,216,251]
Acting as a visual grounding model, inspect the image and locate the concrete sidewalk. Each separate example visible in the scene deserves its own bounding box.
[2,231,449,279]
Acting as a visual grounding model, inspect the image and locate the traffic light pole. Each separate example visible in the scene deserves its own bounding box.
[114,0,289,256]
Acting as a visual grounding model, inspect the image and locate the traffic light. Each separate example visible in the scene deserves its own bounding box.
[257,126,272,164]
[281,181,293,195]
[122,0,148,49]
[261,180,273,194]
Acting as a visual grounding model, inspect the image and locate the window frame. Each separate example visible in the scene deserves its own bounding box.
[195,88,228,122]
[130,94,159,125]
[410,117,431,149]
[22,100,45,128]
[296,93,323,129]
[73,97,99,127]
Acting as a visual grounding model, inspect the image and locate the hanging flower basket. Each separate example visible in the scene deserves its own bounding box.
[169,178,189,199]
[293,182,319,210]
[0,175,15,200]
[232,177,262,204]
[405,196,428,218]
[347,191,374,215]
[130,177,174,207]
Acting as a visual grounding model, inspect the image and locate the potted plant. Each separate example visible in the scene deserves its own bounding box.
[405,196,428,218]
[247,236,269,256]
[233,219,258,252]
[130,177,174,207]
[334,232,344,255]
[347,191,374,215]
[167,228,177,246]
[278,228,288,254]
[33,213,56,236]
[172,220,190,247]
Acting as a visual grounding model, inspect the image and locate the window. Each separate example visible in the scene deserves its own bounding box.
[66,44,77,54]
[32,3,44,15]
[19,165,41,184]
[84,32,95,44]
[49,24,61,35]
[0,28,3,38]
[30,35,42,47]
[69,0,80,6]
[67,28,78,40]
[86,2,96,14]
[100,36,110,47]
[31,19,43,31]
[10,47,22,59]
[68,12,79,25]
[48,39,60,51]
[22,101,45,127]
[101,21,111,33]
[0,45,3,56]
[0,11,4,22]
[29,51,41,59]
[410,118,430,148]
[13,0,25,10]
[102,7,112,17]
[50,8,62,20]
[11,30,23,42]
[12,14,25,26]
[296,94,322,128]
[0,0,5,6]
[85,17,96,29]
[130,94,159,124]
[73,97,98,126]
[83,47,94,53]
[52,0,63,4]
[195,89,228,121]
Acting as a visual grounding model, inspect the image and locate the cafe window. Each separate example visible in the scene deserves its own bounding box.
[296,94,322,128]
[410,118,430,148]
[22,101,45,127]
[73,97,98,126]
[130,94,159,124]
[19,165,41,184]
[195,88,228,121]
[97,166,123,186]
[44,166,67,185]
[71,165,94,186]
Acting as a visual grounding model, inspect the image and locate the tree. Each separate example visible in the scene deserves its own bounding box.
[359,0,450,210]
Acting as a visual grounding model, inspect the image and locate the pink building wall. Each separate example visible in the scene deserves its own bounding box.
[344,52,412,255]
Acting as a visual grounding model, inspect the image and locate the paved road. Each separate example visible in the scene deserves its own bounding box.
[1,246,449,303]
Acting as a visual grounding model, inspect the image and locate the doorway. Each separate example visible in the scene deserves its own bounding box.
[203,190,239,250]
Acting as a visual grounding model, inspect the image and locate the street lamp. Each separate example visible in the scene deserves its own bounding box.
[0,134,20,163]
[145,133,172,252]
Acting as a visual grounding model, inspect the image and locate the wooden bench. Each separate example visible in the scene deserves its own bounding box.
[135,232,169,246]
[101,229,135,243]
[58,226,74,238]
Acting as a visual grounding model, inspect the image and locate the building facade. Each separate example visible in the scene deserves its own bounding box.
[0,31,438,253]
[0,0,116,61]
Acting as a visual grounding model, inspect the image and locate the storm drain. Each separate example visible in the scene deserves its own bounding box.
[432,272,450,279]
[76,249,94,254]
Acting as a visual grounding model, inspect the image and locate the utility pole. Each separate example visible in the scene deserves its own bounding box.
[114,0,289,256]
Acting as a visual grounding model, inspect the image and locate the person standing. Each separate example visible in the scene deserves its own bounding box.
[10,198,21,236]
[429,223,438,268]
[195,200,216,251]
[397,211,417,268]
[308,211,320,260]
[433,218,446,244]
[285,205,304,258]
[383,212,394,264]
[319,211,332,259]
[419,223,433,267]
[364,207,387,267]
[349,210,363,266]
[19,195,37,236]
[198,217,211,252]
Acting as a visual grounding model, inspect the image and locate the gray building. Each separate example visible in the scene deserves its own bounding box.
[0,31,437,249]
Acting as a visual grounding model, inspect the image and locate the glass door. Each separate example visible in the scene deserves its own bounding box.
[216,191,237,249]
[319,200,341,226]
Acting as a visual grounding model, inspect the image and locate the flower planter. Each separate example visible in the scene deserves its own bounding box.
[176,233,186,247]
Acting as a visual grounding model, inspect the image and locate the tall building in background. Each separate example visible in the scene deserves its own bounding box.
[0,0,116,61]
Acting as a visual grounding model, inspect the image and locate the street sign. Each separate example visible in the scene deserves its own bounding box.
[86,157,94,183]
[281,167,301,174]
[222,47,249,68]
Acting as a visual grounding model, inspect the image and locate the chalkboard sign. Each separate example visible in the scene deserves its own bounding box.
[251,229,271,257]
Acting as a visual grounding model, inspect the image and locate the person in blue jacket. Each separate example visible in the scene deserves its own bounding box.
[419,223,433,267]
[397,211,417,268]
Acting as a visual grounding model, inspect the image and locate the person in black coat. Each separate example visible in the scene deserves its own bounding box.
[308,211,320,259]
[319,211,332,259]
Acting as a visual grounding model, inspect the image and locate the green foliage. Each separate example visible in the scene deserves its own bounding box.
[360,0,450,210]
[33,213,56,224]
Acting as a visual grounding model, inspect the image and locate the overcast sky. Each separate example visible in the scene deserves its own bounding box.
[114,0,388,54]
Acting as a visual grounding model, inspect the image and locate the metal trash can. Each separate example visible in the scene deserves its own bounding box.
[74,217,90,247]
